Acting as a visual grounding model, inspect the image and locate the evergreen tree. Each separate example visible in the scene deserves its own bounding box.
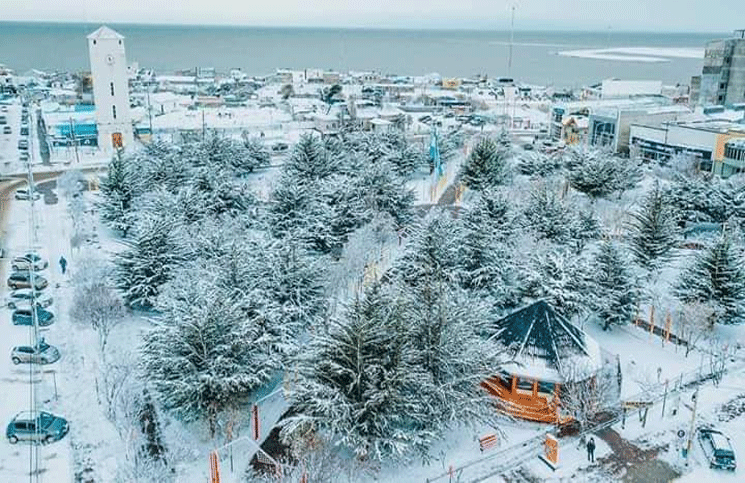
[115,211,186,309]
[141,277,276,437]
[674,233,745,324]
[282,284,432,462]
[627,183,680,269]
[519,246,591,320]
[285,134,339,180]
[460,137,510,190]
[458,191,517,306]
[591,241,640,330]
[522,183,574,243]
[565,147,641,200]
[517,151,564,177]
[99,153,133,234]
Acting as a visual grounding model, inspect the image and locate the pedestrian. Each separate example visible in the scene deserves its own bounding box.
[587,436,596,463]
[59,255,67,275]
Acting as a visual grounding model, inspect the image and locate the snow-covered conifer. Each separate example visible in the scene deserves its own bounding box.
[142,276,276,437]
[460,137,510,190]
[674,232,745,324]
[627,183,680,268]
[591,241,640,330]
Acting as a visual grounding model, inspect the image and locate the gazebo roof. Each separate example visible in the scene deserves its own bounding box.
[491,300,601,381]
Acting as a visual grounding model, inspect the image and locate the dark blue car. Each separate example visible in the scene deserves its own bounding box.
[12,307,54,327]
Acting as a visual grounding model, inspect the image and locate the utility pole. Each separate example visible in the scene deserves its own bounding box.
[69,117,80,164]
[685,387,699,466]
[507,4,516,77]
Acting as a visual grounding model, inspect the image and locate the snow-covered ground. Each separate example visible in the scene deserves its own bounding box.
[0,185,73,480]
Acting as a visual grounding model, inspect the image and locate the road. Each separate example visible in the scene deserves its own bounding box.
[0,98,73,482]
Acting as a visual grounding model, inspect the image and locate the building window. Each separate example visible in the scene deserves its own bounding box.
[112,105,117,119]
[93,40,96,45]
[110,82,114,96]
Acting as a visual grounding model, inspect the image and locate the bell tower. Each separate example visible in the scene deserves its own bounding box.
[87,26,133,153]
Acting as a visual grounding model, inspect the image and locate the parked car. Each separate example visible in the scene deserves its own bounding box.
[14,189,41,201]
[6,411,69,445]
[6,272,48,291]
[11,339,60,365]
[2,126,10,135]
[11,253,48,271]
[271,142,289,152]
[12,306,54,327]
[699,427,737,470]
[6,289,53,309]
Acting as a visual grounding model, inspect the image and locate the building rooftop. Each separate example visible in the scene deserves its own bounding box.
[489,300,602,382]
[87,26,125,41]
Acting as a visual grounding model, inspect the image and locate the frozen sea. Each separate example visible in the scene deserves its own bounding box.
[0,22,727,87]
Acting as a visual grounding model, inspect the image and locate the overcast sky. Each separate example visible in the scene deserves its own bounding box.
[2,0,739,32]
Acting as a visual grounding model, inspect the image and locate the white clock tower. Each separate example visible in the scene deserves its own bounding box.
[87,26,134,153]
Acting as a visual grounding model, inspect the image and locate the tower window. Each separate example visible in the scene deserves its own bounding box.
[110,82,115,96]
[112,105,117,119]
[93,40,96,45]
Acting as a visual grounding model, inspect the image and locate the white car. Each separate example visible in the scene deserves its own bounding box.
[11,253,48,271]
[14,189,41,201]
[6,289,53,309]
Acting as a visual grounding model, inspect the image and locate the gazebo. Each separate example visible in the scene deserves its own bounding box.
[482,300,603,424]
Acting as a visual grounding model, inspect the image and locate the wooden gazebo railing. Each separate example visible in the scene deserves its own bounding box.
[481,376,573,425]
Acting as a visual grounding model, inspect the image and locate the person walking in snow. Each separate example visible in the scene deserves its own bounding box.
[587,436,596,462]
[59,256,67,275]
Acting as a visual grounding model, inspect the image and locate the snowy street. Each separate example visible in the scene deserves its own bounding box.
[0,180,73,481]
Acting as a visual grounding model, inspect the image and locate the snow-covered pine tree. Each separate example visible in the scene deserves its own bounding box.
[393,210,462,288]
[114,211,186,309]
[570,208,602,254]
[460,137,510,190]
[522,182,574,244]
[400,279,504,432]
[285,134,340,180]
[627,182,680,269]
[674,232,745,325]
[458,190,517,306]
[518,245,592,321]
[566,147,621,199]
[516,151,564,177]
[99,152,134,234]
[591,241,640,330]
[141,276,276,437]
[282,283,433,462]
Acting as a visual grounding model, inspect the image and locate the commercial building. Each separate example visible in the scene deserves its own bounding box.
[699,30,745,107]
[629,115,745,175]
[550,97,689,154]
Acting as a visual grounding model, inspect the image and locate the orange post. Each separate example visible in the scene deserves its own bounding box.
[649,306,655,338]
[209,451,221,483]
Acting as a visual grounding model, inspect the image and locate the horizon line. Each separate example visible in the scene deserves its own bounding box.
[0,19,731,36]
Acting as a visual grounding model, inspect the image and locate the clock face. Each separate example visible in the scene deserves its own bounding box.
[106,54,115,65]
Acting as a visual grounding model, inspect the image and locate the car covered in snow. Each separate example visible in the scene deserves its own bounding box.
[5,289,53,309]
[6,411,69,445]
[7,271,48,290]
[12,306,54,327]
[698,427,736,471]
[14,189,41,201]
[11,339,60,365]
[11,253,48,271]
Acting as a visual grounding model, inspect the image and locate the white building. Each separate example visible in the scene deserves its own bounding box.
[87,26,134,153]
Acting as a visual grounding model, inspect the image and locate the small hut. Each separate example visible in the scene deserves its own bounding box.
[482,300,603,424]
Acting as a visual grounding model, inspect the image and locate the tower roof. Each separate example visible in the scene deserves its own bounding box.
[87,26,125,41]
[490,300,601,381]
